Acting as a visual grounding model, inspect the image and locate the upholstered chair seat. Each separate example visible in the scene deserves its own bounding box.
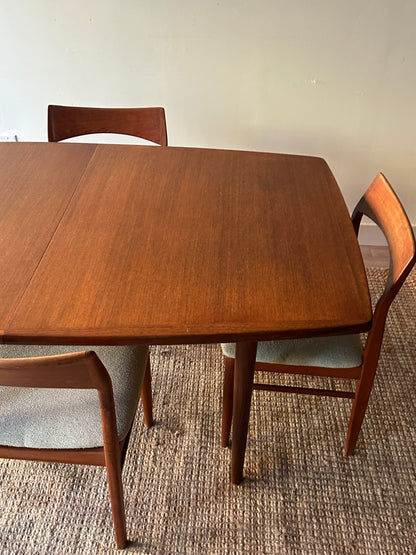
[0,344,148,449]
[221,334,363,369]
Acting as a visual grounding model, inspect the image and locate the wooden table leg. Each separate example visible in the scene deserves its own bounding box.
[231,340,257,484]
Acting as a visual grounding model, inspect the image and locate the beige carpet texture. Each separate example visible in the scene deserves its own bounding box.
[0,268,415,554]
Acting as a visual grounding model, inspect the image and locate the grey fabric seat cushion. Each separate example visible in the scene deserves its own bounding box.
[0,344,148,450]
[221,334,363,368]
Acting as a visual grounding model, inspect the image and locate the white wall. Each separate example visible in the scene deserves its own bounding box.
[1,1,415,228]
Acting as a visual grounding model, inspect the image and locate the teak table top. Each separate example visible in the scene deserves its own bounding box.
[0,142,372,482]
[0,142,371,344]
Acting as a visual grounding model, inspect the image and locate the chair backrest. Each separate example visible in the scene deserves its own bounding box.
[352,173,416,354]
[0,350,117,444]
[48,105,168,145]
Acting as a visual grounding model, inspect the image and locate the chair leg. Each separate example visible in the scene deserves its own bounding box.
[141,357,153,427]
[344,365,377,456]
[221,356,235,448]
[105,450,127,549]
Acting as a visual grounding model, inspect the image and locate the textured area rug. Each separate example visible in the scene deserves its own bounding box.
[0,268,415,554]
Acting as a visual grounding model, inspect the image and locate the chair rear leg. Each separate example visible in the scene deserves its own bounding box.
[221,356,235,448]
[344,366,377,456]
[141,358,153,427]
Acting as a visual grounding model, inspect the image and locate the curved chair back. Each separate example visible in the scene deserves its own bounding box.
[353,173,416,360]
[48,105,168,145]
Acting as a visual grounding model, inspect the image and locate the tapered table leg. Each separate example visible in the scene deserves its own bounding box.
[231,341,257,484]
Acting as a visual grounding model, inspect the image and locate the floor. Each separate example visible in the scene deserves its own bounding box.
[361,245,389,268]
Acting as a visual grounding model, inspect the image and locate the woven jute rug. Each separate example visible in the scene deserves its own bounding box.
[0,268,415,554]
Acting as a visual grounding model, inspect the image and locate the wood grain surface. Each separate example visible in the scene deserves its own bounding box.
[0,142,95,330]
[1,144,371,344]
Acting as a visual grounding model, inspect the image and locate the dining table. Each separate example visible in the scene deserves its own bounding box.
[0,141,372,484]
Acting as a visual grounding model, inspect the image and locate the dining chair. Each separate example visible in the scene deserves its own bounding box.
[221,173,416,459]
[0,344,149,549]
[47,105,168,145]
[47,104,167,428]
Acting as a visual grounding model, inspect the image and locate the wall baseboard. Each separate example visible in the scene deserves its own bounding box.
[358,222,416,246]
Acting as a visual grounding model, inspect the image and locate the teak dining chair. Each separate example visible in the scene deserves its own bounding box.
[47,104,168,428]
[0,344,149,549]
[47,105,168,145]
[221,173,416,461]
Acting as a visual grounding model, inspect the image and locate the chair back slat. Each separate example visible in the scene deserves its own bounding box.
[48,105,168,145]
